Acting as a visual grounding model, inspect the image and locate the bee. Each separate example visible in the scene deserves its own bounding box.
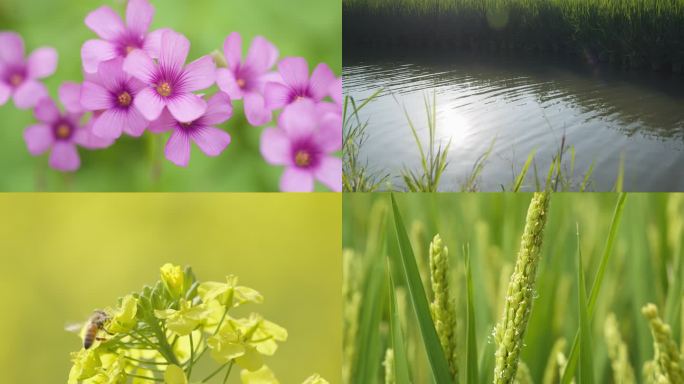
[66,310,112,349]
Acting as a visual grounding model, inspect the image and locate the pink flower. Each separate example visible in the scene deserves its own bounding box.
[260,99,341,192]
[81,0,167,73]
[329,77,342,110]
[23,83,113,172]
[123,30,216,123]
[216,32,279,126]
[80,58,148,139]
[149,92,232,167]
[263,57,336,111]
[0,32,57,109]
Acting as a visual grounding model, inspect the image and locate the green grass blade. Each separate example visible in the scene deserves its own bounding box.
[577,226,594,384]
[465,246,479,384]
[353,258,386,384]
[389,194,453,384]
[513,149,536,192]
[388,263,412,384]
[561,193,627,384]
[614,153,624,192]
[579,160,595,192]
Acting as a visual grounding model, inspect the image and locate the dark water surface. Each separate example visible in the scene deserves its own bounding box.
[344,53,684,191]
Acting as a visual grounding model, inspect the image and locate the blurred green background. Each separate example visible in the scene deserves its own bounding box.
[0,0,341,191]
[0,193,341,383]
[343,193,684,383]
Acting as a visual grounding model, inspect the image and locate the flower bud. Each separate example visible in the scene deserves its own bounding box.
[161,263,185,298]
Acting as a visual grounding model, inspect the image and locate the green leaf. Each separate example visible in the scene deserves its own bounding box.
[353,258,386,384]
[561,193,627,384]
[389,194,453,384]
[388,262,413,384]
[512,150,536,192]
[577,227,594,384]
[464,246,479,384]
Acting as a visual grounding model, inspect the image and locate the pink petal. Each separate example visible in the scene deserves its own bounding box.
[49,142,80,172]
[143,28,171,59]
[191,126,231,157]
[27,47,58,79]
[148,109,176,133]
[314,156,342,192]
[96,57,127,92]
[280,167,314,192]
[260,127,291,165]
[223,32,242,72]
[181,55,215,92]
[59,82,83,114]
[215,67,244,100]
[165,130,191,167]
[14,80,48,109]
[34,98,60,123]
[0,32,24,64]
[246,36,278,74]
[244,92,272,126]
[0,82,10,105]
[92,109,125,139]
[80,81,112,111]
[126,0,154,36]
[316,113,342,153]
[278,57,309,89]
[24,124,54,155]
[134,87,166,121]
[263,81,290,110]
[85,6,125,41]
[160,30,190,73]
[309,63,336,102]
[81,39,118,74]
[202,92,232,125]
[167,93,206,123]
[278,100,317,137]
[330,77,342,107]
[123,49,157,84]
[73,124,115,149]
[124,107,149,137]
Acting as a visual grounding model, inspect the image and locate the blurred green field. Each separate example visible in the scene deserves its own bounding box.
[0,193,342,383]
[343,193,684,383]
[0,0,341,191]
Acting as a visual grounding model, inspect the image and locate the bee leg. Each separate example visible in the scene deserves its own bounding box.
[95,337,108,341]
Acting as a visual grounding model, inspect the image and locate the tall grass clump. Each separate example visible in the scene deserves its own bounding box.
[343,193,684,383]
[344,0,684,74]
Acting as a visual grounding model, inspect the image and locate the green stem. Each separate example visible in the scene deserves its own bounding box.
[201,362,230,383]
[124,356,171,366]
[222,362,234,384]
[126,372,164,382]
[187,332,195,380]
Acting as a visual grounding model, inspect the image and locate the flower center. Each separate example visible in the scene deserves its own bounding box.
[295,150,311,167]
[237,78,246,88]
[117,91,132,107]
[125,46,136,55]
[9,74,23,87]
[56,123,72,140]
[156,82,172,97]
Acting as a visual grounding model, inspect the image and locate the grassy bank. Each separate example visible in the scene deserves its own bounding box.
[344,0,684,73]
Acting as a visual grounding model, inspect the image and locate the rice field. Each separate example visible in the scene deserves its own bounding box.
[342,193,684,383]
[343,0,684,73]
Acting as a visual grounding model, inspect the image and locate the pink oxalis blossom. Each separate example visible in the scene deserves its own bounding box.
[260,99,341,192]
[124,30,216,123]
[81,58,149,139]
[0,32,57,109]
[149,92,232,167]
[216,32,279,127]
[264,57,336,111]
[82,0,167,73]
[23,83,113,172]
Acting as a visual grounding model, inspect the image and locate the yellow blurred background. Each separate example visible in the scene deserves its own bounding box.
[0,193,341,383]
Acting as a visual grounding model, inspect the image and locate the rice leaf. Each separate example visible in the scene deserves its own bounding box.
[389,194,453,383]
[512,150,536,192]
[577,226,594,384]
[465,246,479,384]
[388,262,412,384]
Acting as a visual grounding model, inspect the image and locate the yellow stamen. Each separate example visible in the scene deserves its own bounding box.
[56,124,71,139]
[117,91,132,107]
[125,46,135,55]
[237,78,246,88]
[9,74,23,87]
[156,82,172,97]
[295,150,311,167]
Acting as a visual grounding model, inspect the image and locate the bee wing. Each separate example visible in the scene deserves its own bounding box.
[65,322,86,334]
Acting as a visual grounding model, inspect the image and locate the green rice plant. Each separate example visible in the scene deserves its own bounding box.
[401,93,452,192]
[343,193,684,384]
[343,90,390,192]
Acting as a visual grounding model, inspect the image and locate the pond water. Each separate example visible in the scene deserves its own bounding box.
[343,53,684,191]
